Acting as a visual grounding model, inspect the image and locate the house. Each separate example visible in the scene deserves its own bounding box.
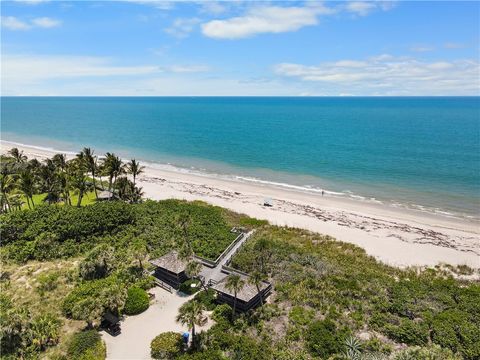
[212,270,272,312]
[149,251,189,289]
[97,190,116,201]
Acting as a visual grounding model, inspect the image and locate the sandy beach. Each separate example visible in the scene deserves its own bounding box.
[2,141,479,269]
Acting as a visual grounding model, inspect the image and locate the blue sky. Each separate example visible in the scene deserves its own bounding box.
[1,0,479,96]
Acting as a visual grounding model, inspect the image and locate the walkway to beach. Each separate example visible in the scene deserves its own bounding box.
[199,230,254,283]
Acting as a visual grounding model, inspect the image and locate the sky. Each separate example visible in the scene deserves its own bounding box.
[1,0,479,96]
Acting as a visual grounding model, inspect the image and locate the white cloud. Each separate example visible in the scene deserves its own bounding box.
[14,0,49,4]
[1,16,31,30]
[345,2,376,16]
[345,1,396,16]
[410,45,435,52]
[1,55,160,85]
[444,42,465,49]
[274,55,480,95]
[31,17,62,28]
[166,65,210,73]
[1,16,62,30]
[199,1,227,15]
[120,0,175,10]
[1,54,214,95]
[165,17,201,38]
[201,4,334,39]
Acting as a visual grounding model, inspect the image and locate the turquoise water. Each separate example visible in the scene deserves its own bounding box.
[1,97,479,219]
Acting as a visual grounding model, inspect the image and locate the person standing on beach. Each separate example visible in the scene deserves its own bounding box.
[322,190,325,196]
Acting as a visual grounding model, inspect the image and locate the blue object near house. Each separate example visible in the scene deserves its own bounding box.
[182,332,189,344]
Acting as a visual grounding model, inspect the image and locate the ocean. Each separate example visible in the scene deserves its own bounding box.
[1,96,479,220]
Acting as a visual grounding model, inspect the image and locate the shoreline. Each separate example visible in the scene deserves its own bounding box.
[1,140,479,269]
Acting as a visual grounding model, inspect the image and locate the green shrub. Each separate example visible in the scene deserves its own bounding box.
[193,289,217,311]
[36,271,60,295]
[150,331,183,359]
[306,319,348,358]
[135,275,156,290]
[431,309,480,360]
[212,304,232,322]
[124,286,149,315]
[79,244,116,280]
[67,330,105,360]
[289,306,314,326]
[385,319,429,346]
[239,217,268,227]
[179,279,201,295]
[392,345,462,360]
[63,276,127,326]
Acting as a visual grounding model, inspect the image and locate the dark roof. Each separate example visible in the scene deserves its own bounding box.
[212,272,270,302]
[149,251,188,274]
[103,312,120,324]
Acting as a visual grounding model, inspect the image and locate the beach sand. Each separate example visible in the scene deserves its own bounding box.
[2,141,479,269]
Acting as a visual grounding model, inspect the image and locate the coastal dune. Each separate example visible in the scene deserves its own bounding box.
[2,141,479,269]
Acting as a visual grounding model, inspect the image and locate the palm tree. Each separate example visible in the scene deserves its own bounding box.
[18,171,36,209]
[39,159,60,204]
[103,153,124,191]
[9,194,24,211]
[176,301,206,349]
[26,158,42,176]
[130,238,147,270]
[225,274,245,318]
[58,171,72,205]
[126,159,145,187]
[249,271,265,306]
[130,185,144,204]
[254,237,273,275]
[8,148,27,164]
[176,211,193,257]
[0,174,16,212]
[70,161,92,207]
[113,176,132,201]
[52,153,67,172]
[81,148,98,198]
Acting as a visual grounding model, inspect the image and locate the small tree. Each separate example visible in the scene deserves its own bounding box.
[225,274,245,318]
[79,244,116,280]
[151,332,183,359]
[71,297,103,329]
[126,159,145,187]
[176,300,207,349]
[130,238,148,270]
[248,271,265,306]
[254,237,273,275]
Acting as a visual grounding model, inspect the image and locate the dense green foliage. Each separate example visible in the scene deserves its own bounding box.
[1,199,237,263]
[151,331,184,359]
[124,286,150,315]
[62,276,127,327]
[0,294,62,359]
[1,197,478,360]
[193,289,217,311]
[67,330,106,360]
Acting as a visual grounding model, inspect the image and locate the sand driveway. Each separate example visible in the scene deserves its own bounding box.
[102,287,203,360]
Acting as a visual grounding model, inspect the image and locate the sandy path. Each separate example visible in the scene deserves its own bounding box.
[102,287,212,360]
